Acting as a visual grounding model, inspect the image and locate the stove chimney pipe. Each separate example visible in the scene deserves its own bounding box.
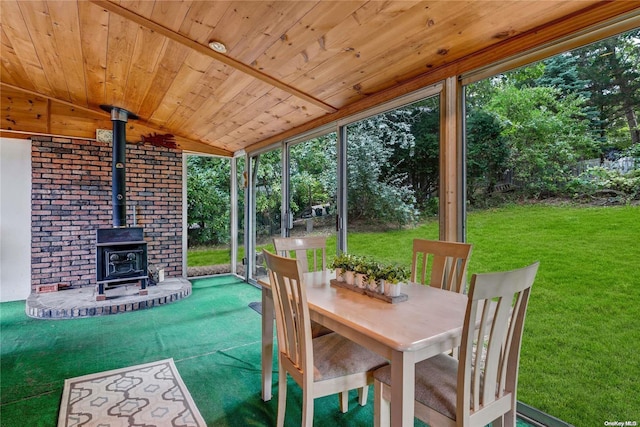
[100,105,138,228]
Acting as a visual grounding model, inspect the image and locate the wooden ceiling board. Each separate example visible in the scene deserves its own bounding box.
[296,0,545,102]
[78,1,109,108]
[135,40,189,120]
[253,1,366,78]
[216,1,317,65]
[103,12,139,108]
[185,79,273,144]
[45,1,89,107]
[122,26,168,113]
[199,69,279,114]
[95,0,336,113]
[1,85,50,134]
[1,1,56,98]
[212,89,291,141]
[291,1,458,102]
[271,1,441,107]
[48,101,112,139]
[0,26,34,90]
[223,92,325,148]
[1,0,638,156]
[316,2,506,104]
[205,84,324,150]
[185,55,324,142]
[254,6,640,153]
[268,2,386,87]
[114,0,156,17]
[195,89,293,150]
[320,0,605,102]
[146,49,215,126]
[1,82,232,156]
[437,0,640,78]
[148,0,193,33]
[311,0,611,106]
[16,0,73,102]
[160,58,241,134]
[174,0,230,45]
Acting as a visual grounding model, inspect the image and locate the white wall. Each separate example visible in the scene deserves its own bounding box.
[0,137,32,302]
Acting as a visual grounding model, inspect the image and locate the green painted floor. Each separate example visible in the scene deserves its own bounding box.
[1,276,537,426]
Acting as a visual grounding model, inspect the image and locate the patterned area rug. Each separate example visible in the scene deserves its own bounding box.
[58,358,206,427]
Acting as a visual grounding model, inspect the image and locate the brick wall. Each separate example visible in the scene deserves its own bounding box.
[31,136,183,291]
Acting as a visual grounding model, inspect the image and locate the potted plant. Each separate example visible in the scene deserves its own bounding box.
[330,253,347,282]
[364,261,382,292]
[354,257,370,288]
[331,253,357,284]
[381,264,409,297]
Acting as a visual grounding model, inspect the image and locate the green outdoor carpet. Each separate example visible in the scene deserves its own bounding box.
[1,276,536,426]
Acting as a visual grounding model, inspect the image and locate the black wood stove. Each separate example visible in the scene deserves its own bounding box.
[95,106,148,301]
[96,227,147,298]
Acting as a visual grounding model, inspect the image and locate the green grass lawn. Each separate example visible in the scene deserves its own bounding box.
[189,204,639,426]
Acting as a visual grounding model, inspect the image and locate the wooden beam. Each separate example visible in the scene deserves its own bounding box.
[88,0,338,114]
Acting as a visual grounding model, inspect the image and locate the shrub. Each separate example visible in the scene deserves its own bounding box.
[568,167,640,200]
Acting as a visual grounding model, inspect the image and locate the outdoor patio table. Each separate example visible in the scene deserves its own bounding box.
[258,270,469,427]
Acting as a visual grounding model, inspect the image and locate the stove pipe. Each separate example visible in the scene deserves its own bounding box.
[100,105,138,228]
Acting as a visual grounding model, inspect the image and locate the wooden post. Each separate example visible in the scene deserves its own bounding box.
[440,76,464,242]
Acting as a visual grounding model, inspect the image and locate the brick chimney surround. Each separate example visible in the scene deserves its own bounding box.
[30,136,183,293]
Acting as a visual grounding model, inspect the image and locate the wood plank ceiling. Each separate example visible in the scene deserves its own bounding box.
[1,1,639,156]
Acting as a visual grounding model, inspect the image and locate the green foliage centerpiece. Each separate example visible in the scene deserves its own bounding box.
[330,254,409,302]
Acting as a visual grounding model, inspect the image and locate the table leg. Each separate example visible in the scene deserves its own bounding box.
[261,287,274,401]
[391,350,415,427]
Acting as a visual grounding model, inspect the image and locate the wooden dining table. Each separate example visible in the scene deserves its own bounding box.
[258,270,469,427]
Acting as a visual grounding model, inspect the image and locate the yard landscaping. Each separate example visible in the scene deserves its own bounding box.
[188,203,640,426]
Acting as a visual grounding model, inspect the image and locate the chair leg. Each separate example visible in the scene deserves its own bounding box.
[338,391,348,413]
[358,386,369,406]
[302,388,315,427]
[501,409,515,427]
[276,366,287,427]
[374,380,390,427]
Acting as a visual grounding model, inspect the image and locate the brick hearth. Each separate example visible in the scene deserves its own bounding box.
[26,278,192,319]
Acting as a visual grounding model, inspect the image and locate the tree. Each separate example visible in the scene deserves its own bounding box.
[346,110,418,226]
[289,136,336,217]
[487,84,595,197]
[536,53,603,145]
[187,156,231,246]
[466,109,509,203]
[537,54,590,97]
[393,97,440,214]
[573,30,640,148]
[253,150,282,239]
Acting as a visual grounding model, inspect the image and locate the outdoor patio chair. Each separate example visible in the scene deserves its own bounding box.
[373,261,539,427]
[263,250,388,427]
[411,239,473,293]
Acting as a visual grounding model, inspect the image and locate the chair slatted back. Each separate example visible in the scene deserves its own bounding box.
[411,239,473,293]
[273,236,327,273]
[263,250,313,380]
[457,262,539,426]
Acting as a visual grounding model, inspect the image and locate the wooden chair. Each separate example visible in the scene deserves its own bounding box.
[273,236,332,338]
[263,250,388,427]
[411,239,473,293]
[273,236,327,273]
[373,262,539,427]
